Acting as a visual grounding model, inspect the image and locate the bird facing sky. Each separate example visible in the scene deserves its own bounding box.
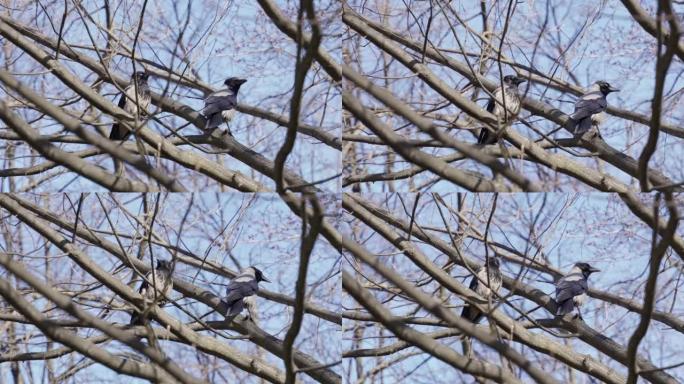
[460,257,503,323]
[477,75,526,145]
[130,259,174,325]
[222,266,270,323]
[555,262,600,320]
[202,77,247,134]
[109,71,151,141]
[566,80,619,135]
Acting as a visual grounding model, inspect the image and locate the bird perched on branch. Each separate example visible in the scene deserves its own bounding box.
[110,71,151,141]
[461,257,503,323]
[565,80,619,136]
[221,266,269,323]
[130,259,173,326]
[460,257,502,357]
[202,77,247,135]
[109,71,151,176]
[555,262,600,320]
[477,75,526,145]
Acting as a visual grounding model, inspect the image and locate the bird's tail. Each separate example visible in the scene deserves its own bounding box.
[563,118,576,133]
[205,113,224,131]
[218,299,238,323]
[109,123,120,139]
[574,118,592,135]
[461,304,483,324]
[129,311,144,326]
[556,299,574,316]
[477,128,490,145]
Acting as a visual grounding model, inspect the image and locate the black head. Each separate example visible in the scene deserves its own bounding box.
[133,71,149,83]
[486,257,501,270]
[503,75,526,87]
[575,262,600,277]
[596,81,619,96]
[156,259,173,272]
[224,77,247,91]
[251,266,270,283]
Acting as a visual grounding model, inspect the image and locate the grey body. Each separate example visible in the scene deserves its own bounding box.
[202,78,246,133]
[110,72,151,141]
[130,260,173,325]
[555,262,600,318]
[222,266,269,322]
[566,81,619,134]
[478,75,525,145]
[460,258,502,323]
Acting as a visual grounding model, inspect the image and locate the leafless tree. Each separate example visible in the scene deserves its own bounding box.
[0,192,341,383]
[342,192,682,383]
[0,1,341,193]
[342,1,683,193]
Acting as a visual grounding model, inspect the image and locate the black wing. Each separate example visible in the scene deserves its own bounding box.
[109,91,130,140]
[477,97,497,145]
[130,277,149,325]
[137,278,149,296]
[461,272,483,323]
[486,97,495,113]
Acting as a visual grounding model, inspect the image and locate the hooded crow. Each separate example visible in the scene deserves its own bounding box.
[461,257,502,323]
[130,260,173,325]
[565,81,618,136]
[478,75,526,145]
[202,77,247,135]
[222,266,269,323]
[110,71,151,141]
[555,262,600,320]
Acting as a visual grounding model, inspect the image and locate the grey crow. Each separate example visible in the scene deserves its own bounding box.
[202,77,247,135]
[130,260,173,325]
[565,81,618,136]
[222,266,269,323]
[555,262,600,320]
[478,75,526,145]
[461,257,502,323]
[110,71,151,141]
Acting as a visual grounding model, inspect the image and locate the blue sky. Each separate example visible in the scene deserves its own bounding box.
[346,0,684,192]
[0,193,340,383]
[0,0,341,192]
[342,192,684,383]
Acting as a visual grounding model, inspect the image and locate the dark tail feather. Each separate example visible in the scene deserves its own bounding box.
[564,118,577,133]
[477,128,497,145]
[461,305,483,324]
[205,113,224,130]
[477,129,489,145]
[556,299,574,316]
[130,311,143,326]
[109,123,130,140]
[109,123,120,139]
[575,118,592,134]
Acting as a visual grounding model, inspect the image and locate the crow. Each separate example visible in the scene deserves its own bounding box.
[110,71,151,141]
[202,77,247,135]
[555,262,600,320]
[130,260,173,326]
[461,257,503,323]
[478,75,526,145]
[221,266,269,323]
[565,81,619,136]
[109,72,150,176]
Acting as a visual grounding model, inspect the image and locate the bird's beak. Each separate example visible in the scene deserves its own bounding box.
[516,79,527,85]
[608,86,619,93]
[261,276,271,283]
[238,79,247,84]
[589,267,601,273]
